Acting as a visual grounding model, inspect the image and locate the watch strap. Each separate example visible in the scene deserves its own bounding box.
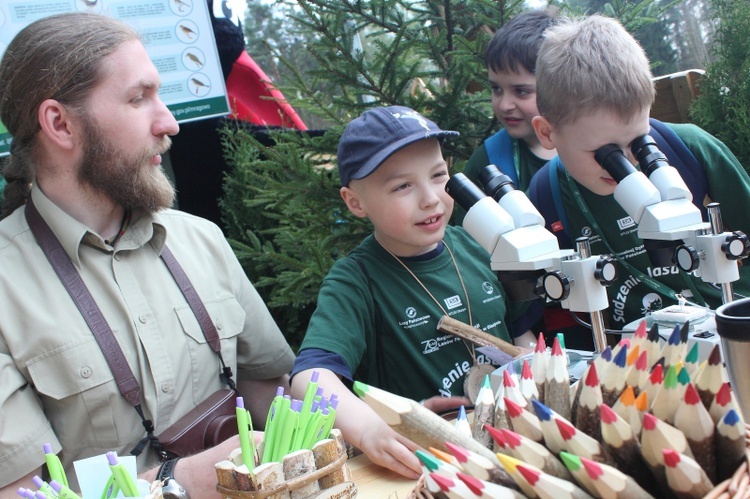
[157,457,181,482]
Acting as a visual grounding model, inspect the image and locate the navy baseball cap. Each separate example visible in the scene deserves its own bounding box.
[337,106,460,186]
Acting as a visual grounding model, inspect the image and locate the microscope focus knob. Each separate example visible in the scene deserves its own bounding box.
[594,256,618,286]
[542,270,571,302]
[722,231,750,260]
[674,244,700,272]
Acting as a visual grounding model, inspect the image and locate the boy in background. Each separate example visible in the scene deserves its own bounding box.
[455,8,558,227]
[529,15,750,328]
[291,106,537,478]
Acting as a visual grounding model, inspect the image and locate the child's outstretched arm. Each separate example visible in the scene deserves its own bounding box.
[290,368,423,479]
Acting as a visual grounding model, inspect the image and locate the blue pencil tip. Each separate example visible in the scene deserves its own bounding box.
[531,399,552,420]
[600,346,612,362]
[458,405,467,420]
[668,324,681,345]
[613,346,627,367]
[724,409,740,426]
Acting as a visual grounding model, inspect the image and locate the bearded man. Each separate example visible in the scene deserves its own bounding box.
[0,13,294,497]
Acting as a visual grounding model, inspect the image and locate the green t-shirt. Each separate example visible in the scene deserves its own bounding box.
[549,123,750,327]
[454,135,548,225]
[299,226,522,401]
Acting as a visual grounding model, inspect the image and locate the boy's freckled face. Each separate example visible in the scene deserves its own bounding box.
[549,107,652,196]
[347,138,454,257]
[488,66,541,147]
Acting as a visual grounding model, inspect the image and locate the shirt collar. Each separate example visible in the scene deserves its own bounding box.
[29,184,168,266]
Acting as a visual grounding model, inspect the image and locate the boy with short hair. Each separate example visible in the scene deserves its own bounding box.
[291,106,537,478]
[456,8,558,226]
[529,14,750,327]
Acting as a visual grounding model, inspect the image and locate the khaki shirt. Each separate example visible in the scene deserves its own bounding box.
[0,186,295,487]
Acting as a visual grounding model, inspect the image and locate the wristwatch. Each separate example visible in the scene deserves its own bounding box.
[157,458,190,499]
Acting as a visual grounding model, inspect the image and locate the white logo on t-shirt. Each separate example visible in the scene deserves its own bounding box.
[444,295,462,310]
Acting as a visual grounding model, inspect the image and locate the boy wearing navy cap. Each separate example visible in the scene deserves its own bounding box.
[290,106,537,478]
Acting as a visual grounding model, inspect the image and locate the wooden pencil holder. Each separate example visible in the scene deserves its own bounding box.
[214,429,356,499]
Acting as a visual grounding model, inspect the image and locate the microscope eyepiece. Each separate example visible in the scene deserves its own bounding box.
[478,165,516,202]
[594,144,637,183]
[445,173,484,211]
[631,134,670,177]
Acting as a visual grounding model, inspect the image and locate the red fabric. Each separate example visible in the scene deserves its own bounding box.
[225,51,307,130]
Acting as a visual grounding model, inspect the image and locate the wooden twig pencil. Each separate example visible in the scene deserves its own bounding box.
[444,441,513,486]
[600,345,628,407]
[640,412,694,495]
[579,455,656,499]
[651,364,682,425]
[709,382,744,426]
[673,383,716,483]
[519,360,539,404]
[694,344,727,409]
[544,337,571,420]
[472,375,495,449]
[625,349,650,397]
[555,416,616,467]
[599,404,658,493]
[504,397,544,444]
[642,362,664,407]
[515,461,594,499]
[455,472,526,498]
[532,333,547,404]
[495,427,573,481]
[716,409,746,482]
[571,362,603,442]
[662,449,715,499]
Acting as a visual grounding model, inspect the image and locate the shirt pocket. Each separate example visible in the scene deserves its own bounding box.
[174,296,245,399]
[26,338,125,448]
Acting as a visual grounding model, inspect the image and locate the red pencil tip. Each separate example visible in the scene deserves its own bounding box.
[500,428,522,447]
[430,473,455,491]
[580,456,603,479]
[684,383,701,405]
[444,441,470,464]
[535,333,546,352]
[516,464,540,485]
[716,382,732,406]
[585,363,599,386]
[551,337,563,356]
[457,472,484,495]
[504,397,523,417]
[600,403,617,424]
[522,360,533,380]
[503,369,516,387]
[484,424,505,446]
[555,418,576,440]
[643,413,657,430]
[662,449,680,467]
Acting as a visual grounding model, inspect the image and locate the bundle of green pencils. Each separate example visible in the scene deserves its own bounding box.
[260,371,338,464]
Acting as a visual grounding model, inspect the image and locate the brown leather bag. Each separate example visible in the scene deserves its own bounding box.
[158,389,239,458]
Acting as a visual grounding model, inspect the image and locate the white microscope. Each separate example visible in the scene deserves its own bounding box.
[446,167,617,353]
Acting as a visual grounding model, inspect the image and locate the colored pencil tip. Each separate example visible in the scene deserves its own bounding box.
[516,463,540,485]
[724,409,741,426]
[430,473,455,491]
[415,449,441,470]
[618,385,636,406]
[686,342,699,363]
[551,336,563,356]
[634,319,647,338]
[484,424,505,446]
[444,442,470,463]
[708,344,722,365]
[559,451,582,471]
[716,382,732,406]
[555,418,576,440]
[496,452,521,473]
[600,345,613,362]
[504,397,523,417]
[458,405,467,420]
[531,399,552,421]
[642,412,657,430]
[352,381,368,396]
[662,449,680,467]
[482,374,492,389]
[585,362,599,386]
[647,323,660,342]
[679,320,690,342]
[600,403,618,424]
[668,324,681,345]
[580,456,603,479]
[457,472,484,495]
[535,333,546,352]
[428,447,454,464]
[500,428,522,447]
[613,345,628,367]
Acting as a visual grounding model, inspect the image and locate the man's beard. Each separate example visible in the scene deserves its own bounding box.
[78,114,176,213]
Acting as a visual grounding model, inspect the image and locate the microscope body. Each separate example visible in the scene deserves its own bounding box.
[596,136,747,289]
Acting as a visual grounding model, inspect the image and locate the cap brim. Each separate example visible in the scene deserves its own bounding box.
[349,129,460,182]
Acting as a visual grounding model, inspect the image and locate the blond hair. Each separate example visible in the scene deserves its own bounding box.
[536,14,655,127]
[0,13,138,217]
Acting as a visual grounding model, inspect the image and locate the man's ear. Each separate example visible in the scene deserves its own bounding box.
[340,186,367,218]
[37,99,77,151]
[532,115,556,151]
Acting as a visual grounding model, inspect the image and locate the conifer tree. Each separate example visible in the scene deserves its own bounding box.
[220,0,670,346]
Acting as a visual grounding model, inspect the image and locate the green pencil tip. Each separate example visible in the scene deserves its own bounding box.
[482,374,491,388]
[352,381,368,397]
[559,451,581,470]
[415,449,440,470]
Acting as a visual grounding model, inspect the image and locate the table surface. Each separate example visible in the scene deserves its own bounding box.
[348,453,419,499]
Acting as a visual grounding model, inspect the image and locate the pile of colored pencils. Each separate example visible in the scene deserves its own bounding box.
[360,321,749,498]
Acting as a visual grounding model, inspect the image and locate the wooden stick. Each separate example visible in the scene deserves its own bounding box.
[312,438,351,489]
[282,449,320,498]
[437,315,524,357]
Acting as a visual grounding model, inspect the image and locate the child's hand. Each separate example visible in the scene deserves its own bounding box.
[421,395,470,414]
[355,417,422,480]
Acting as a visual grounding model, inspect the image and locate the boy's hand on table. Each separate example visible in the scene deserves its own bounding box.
[356,417,422,480]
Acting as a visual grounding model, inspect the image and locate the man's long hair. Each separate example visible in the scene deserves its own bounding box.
[0,13,138,218]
